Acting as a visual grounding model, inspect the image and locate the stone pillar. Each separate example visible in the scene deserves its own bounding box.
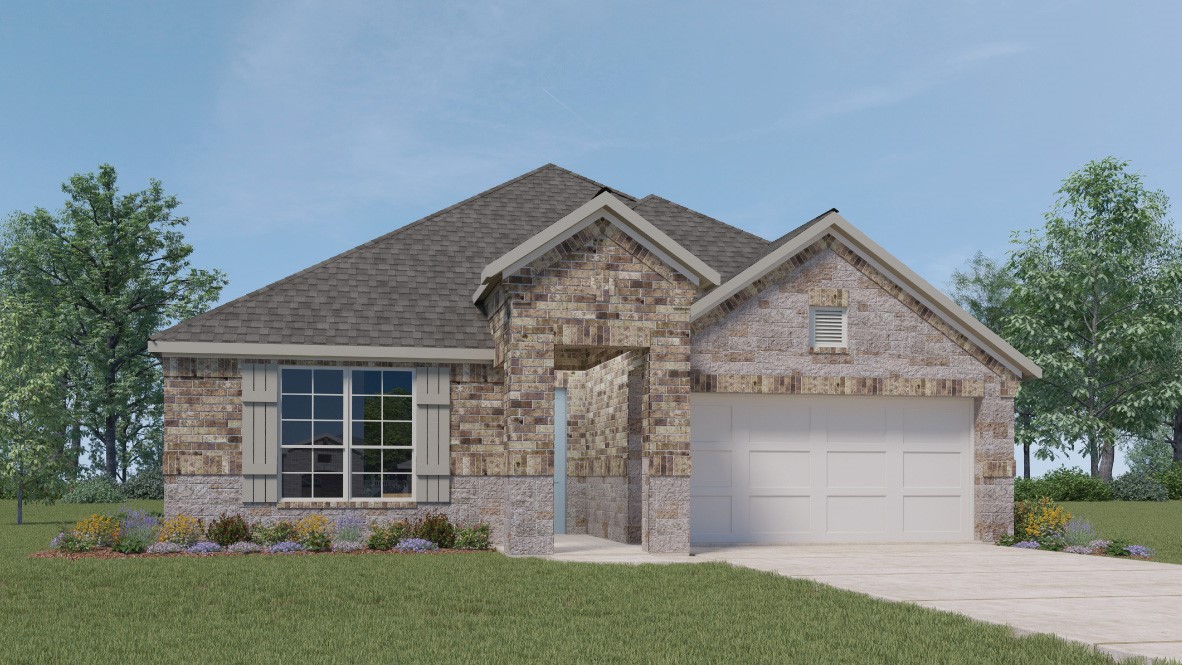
[640,335,692,554]
[501,330,556,555]
[974,377,1018,541]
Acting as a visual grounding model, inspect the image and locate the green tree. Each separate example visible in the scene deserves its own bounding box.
[1006,158,1182,480]
[3,165,227,481]
[0,296,71,524]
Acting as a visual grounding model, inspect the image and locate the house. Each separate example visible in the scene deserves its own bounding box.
[151,164,1039,555]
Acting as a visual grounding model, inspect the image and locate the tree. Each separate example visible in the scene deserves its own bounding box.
[3,165,227,480]
[1006,157,1182,480]
[0,295,71,524]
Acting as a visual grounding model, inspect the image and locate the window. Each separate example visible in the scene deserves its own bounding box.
[810,306,847,348]
[280,368,414,500]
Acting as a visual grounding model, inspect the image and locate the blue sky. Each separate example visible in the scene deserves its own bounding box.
[3,1,1179,475]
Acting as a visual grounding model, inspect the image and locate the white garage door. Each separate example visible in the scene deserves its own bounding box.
[690,394,973,544]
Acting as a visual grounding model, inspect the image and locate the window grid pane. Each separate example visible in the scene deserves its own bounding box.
[350,370,413,499]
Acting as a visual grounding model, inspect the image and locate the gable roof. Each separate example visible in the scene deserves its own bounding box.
[691,211,1042,379]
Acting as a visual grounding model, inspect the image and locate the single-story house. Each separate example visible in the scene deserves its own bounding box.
[151,164,1039,555]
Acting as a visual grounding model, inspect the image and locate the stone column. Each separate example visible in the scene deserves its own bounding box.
[640,333,692,554]
[974,376,1018,541]
[501,330,556,555]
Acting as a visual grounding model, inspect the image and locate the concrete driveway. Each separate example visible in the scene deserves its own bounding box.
[693,542,1182,663]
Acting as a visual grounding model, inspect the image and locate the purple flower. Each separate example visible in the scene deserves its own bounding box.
[332,540,364,553]
[228,541,262,554]
[1063,545,1093,554]
[187,541,222,555]
[146,542,183,554]
[270,541,304,554]
[1088,539,1112,550]
[1011,541,1041,549]
[1124,545,1153,558]
[394,538,438,553]
[49,533,66,550]
[119,508,160,531]
[335,514,366,542]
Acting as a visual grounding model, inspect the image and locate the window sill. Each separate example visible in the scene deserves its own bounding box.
[277,499,417,510]
[809,346,849,355]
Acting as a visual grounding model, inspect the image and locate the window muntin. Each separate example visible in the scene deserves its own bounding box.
[279,368,414,500]
[810,306,848,347]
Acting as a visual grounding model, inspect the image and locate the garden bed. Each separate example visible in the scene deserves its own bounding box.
[32,547,493,560]
[1001,497,1155,560]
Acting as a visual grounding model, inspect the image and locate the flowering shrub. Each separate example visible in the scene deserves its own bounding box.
[454,523,492,550]
[394,538,438,553]
[367,520,410,551]
[146,542,184,554]
[270,541,305,554]
[1014,497,1070,541]
[1088,539,1112,550]
[112,509,161,554]
[228,541,263,554]
[187,541,223,555]
[51,531,92,553]
[251,521,296,546]
[158,515,204,547]
[1063,545,1094,555]
[1123,545,1154,558]
[206,513,250,547]
[1011,541,1041,549]
[335,514,366,543]
[410,513,455,549]
[294,514,333,551]
[72,514,120,549]
[332,540,364,553]
[1061,517,1097,548]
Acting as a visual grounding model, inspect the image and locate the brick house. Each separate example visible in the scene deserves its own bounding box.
[152,164,1039,555]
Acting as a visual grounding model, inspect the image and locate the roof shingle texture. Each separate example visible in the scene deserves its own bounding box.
[156,164,819,349]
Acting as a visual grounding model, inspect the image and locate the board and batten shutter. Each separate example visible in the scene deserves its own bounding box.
[240,363,279,503]
[414,366,451,503]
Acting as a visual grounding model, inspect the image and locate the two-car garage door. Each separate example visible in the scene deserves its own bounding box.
[690,394,973,544]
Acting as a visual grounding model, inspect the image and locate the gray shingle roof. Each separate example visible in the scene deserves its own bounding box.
[155,164,815,349]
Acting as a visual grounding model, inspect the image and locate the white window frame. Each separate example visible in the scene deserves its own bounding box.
[809,306,848,348]
[278,366,415,502]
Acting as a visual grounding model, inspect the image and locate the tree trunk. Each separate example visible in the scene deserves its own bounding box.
[1023,441,1032,479]
[1099,442,1116,481]
[16,475,24,526]
[69,422,83,481]
[104,413,118,480]
[1172,407,1182,463]
[1089,438,1100,477]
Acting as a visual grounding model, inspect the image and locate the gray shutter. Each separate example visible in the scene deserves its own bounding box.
[241,363,279,503]
[415,366,451,502]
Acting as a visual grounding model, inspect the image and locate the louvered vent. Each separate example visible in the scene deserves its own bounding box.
[810,307,847,347]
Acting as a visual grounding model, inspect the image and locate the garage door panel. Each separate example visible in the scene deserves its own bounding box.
[823,401,888,443]
[749,450,810,489]
[691,450,733,490]
[903,451,962,489]
[749,496,810,534]
[690,401,732,444]
[741,402,811,444]
[903,495,962,533]
[691,495,733,536]
[904,401,970,444]
[826,451,886,489]
[826,496,886,533]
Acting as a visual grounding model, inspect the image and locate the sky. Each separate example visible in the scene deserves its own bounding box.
[3,1,1180,476]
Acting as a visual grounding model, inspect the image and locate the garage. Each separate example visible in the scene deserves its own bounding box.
[690,393,974,544]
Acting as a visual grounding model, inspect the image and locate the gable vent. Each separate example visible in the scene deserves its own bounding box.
[810,307,847,347]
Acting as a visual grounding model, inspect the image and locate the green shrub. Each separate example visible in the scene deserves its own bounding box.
[206,513,251,547]
[1153,462,1182,500]
[251,521,297,546]
[1111,472,1169,501]
[410,513,455,548]
[1015,467,1112,502]
[122,467,164,500]
[454,523,492,550]
[367,520,410,551]
[62,476,126,504]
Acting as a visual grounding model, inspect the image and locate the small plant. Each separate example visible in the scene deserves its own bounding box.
[73,513,120,548]
[51,531,92,553]
[394,538,438,553]
[228,541,263,554]
[1014,497,1070,541]
[112,509,160,554]
[454,523,492,550]
[146,542,184,554]
[1061,517,1097,548]
[294,514,333,551]
[1087,539,1112,550]
[367,520,410,551]
[332,540,364,553]
[158,515,204,547]
[206,513,251,547]
[270,541,305,554]
[61,476,126,504]
[1063,545,1093,555]
[1123,544,1154,558]
[187,541,223,555]
[335,514,366,543]
[1011,541,1040,549]
[410,513,455,549]
[251,521,297,546]
[1111,472,1169,501]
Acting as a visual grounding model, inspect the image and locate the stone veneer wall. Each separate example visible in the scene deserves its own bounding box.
[492,219,695,554]
[690,239,1019,540]
[162,357,508,543]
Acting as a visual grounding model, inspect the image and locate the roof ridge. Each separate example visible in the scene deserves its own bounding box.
[640,194,772,244]
[767,207,839,248]
[154,163,563,340]
[546,163,638,203]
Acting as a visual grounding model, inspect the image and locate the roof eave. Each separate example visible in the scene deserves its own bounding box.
[148,340,495,363]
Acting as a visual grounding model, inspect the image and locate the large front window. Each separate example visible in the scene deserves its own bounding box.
[280,368,414,500]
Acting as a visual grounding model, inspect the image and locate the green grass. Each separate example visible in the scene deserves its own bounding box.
[0,501,1137,664]
[1061,500,1182,565]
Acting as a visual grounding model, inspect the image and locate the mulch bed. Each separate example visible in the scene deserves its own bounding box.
[32,547,494,560]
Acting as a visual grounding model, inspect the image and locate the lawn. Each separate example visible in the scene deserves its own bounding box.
[1061,500,1182,565]
[0,502,1140,664]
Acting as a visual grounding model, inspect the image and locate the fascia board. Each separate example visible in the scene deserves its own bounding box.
[148,341,495,363]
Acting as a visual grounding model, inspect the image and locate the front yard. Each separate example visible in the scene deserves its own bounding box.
[1061,500,1182,565]
[0,501,1152,664]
